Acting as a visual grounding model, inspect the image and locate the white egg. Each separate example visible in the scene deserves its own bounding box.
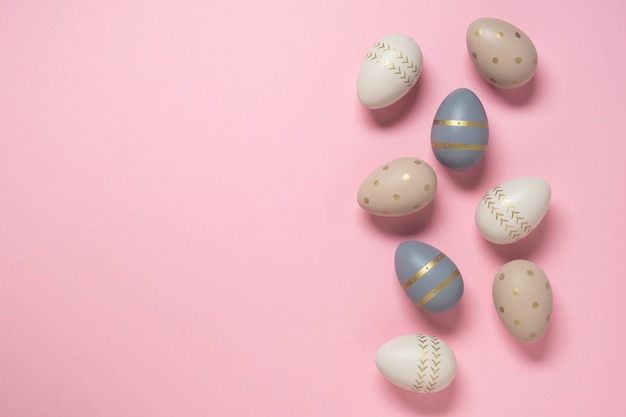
[357,34,423,109]
[475,176,550,244]
[375,334,456,393]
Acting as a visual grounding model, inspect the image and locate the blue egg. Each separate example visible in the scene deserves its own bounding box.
[430,88,489,171]
[394,241,464,313]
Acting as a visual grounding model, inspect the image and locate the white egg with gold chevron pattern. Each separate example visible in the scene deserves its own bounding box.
[492,260,553,342]
[357,34,423,109]
[475,176,550,244]
[375,334,456,393]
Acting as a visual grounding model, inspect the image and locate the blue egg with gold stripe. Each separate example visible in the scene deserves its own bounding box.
[394,241,464,313]
[430,88,489,171]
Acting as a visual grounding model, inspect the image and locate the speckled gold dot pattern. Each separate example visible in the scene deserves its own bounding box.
[492,260,553,342]
[357,157,437,217]
[466,17,538,89]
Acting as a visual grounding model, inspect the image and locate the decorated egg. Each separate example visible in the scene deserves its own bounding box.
[394,241,464,312]
[431,88,489,170]
[475,176,550,244]
[375,334,457,393]
[492,260,553,342]
[466,17,538,88]
[357,34,423,109]
[357,157,436,217]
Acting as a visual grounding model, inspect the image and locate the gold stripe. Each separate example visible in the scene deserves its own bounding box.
[433,119,488,128]
[402,252,445,290]
[431,142,487,151]
[416,269,460,307]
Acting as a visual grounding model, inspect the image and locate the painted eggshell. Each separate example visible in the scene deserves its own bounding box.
[431,88,489,170]
[394,241,464,313]
[375,334,457,393]
[475,176,550,244]
[357,157,436,217]
[357,34,423,109]
[466,17,538,88]
[492,260,553,342]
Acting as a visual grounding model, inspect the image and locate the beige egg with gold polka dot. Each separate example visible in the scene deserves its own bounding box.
[466,17,538,88]
[492,260,553,343]
[357,157,437,217]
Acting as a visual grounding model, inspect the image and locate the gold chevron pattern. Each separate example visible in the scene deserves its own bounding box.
[481,185,532,241]
[364,41,420,87]
[413,335,442,393]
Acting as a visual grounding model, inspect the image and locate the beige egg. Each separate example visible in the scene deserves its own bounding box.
[492,260,553,342]
[466,17,538,88]
[357,157,437,217]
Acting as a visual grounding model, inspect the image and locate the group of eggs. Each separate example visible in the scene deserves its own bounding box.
[355,18,553,394]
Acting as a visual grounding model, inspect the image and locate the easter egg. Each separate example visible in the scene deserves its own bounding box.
[431,88,489,170]
[466,17,538,88]
[357,34,423,109]
[375,334,457,393]
[357,157,436,217]
[475,176,550,244]
[394,241,464,312]
[492,260,553,342]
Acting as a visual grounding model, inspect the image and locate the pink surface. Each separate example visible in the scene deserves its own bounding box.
[1,1,625,416]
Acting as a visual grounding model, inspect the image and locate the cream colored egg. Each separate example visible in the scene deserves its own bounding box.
[357,157,437,217]
[357,34,423,109]
[475,176,550,244]
[375,334,457,393]
[466,17,538,88]
[492,260,553,342]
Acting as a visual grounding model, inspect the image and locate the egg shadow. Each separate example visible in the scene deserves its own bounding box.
[365,197,436,236]
[465,58,539,107]
[365,65,427,127]
[441,155,487,190]
[416,300,465,335]
[379,369,459,414]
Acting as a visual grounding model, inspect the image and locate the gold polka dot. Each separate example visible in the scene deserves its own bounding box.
[492,57,499,64]
[475,29,482,36]
[526,270,534,277]
[529,332,537,338]
[414,160,422,165]
[499,306,505,313]
[546,314,551,322]
[546,282,551,290]
[515,57,522,64]
[489,78,497,84]
[373,180,379,186]
[363,197,370,204]
[472,52,477,59]
[382,165,389,171]
[512,80,519,85]
[496,32,503,38]
[499,273,505,281]
[514,320,520,326]
[402,173,410,181]
[413,204,421,210]
[515,32,521,38]
[424,184,431,191]
[532,302,539,309]
[513,288,520,295]
[393,194,400,200]
[381,210,389,215]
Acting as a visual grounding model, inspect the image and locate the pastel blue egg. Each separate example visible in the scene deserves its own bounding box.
[430,88,489,171]
[394,241,464,313]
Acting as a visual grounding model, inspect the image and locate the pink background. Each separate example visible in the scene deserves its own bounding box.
[1,1,625,416]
